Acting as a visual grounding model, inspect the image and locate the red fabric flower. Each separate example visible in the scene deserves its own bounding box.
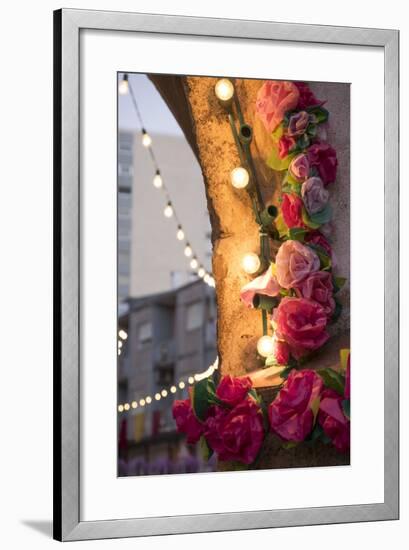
[204,398,265,464]
[295,271,335,318]
[274,339,290,365]
[278,135,296,159]
[269,369,323,442]
[318,388,350,452]
[294,82,324,110]
[305,231,332,257]
[172,399,203,444]
[216,375,252,407]
[307,142,338,185]
[273,297,330,358]
[281,193,304,229]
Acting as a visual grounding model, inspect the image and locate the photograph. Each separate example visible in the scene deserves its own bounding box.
[116,73,351,476]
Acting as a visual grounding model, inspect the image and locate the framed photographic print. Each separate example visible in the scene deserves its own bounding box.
[54,8,399,541]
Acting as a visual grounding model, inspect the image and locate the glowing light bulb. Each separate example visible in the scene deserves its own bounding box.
[179,381,185,389]
[124,403,130,411]
[242,253,261,274]
[118,404,124,412]
[257,335,275,358]
[204,274,211,284]
[155,393,161,401]
[190,257,198,270]
[131,401,138,409]
[139,399,146,407]
[198,267,205,278]
[188,376,195,384]
[184,244,193,257]
[176,226,185,240]
[163,202,173,218]
[153,170,163,188]
[141,129,152,147]
[146,396,152,404]
[170,386,177,394]
[119,329,128,340]
[118,74,129,95]
[215,78,234,101]
[118,340,123,349]
[161,389,168,398]
[230,166,250,189]
[208,277,215,287]
[118,349,121,356]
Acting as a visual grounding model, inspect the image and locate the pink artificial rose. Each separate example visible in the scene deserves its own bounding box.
[281,193,305,229]
[318,389,350,452]
[287,111,310,137]
[278,135,296,159]
[274,339,290,365]
[272,297,330,358]
[256,80,300,133]
[216,375,252,407]
[289,153,310,182]
[172,399,203,444]
[275,240,320,289]
[307,142,338,185]
[240,267,280,308]
[204,398,265,464]
[269,369,323,442]
[301,176,329,215]
[294,81,324,110]
[295,271,335,318]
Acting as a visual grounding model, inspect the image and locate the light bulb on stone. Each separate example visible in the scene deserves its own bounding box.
[215,78,234,101]
[176,226,184,240]
[141,129,152,147]
[184,243,193,257]
[242,253,261,274]
[257,335,275,358]
[190,257,198,269]
[230,166,250,189]
[118,74,129,95]
[163,202,173,218]
[153,170,163,188]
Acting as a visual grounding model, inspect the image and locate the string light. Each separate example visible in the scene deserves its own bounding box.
[203,274,211,284]
[198,267,205,278]
[176,226,185,241]
[119,330,128,340]
[120,75,214,286]
[256,335,275,358]
[190,257,199,270]
[118,359,219,414]
[118,340,123,349]
[118,74,129,95]
[230,166,250,189]
[242,253,261,274]
[153,170,163,189]
[163,202,174,218]
[215,78,234,101]
[141,128,152,147]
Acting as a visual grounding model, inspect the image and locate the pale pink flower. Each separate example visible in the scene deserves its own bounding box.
[240,267,280,308]
[275,240,320,289]
[256,81,300,133]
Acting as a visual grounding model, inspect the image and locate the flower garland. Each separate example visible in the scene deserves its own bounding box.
[172,79,350,468]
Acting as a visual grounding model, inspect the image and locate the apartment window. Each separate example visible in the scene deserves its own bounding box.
[185,301,204,331]
[138,322,152,344]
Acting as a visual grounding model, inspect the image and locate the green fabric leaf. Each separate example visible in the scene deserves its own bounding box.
[342,399,350,420]
[307,105,329,123]
[331,300,343,322]
[317,367,345,396]
[282,441,298,450]
[289,227,308,242]
[333,276,347,292]
[271,124,284,142]
[305,423,324,444]
[307,243,332,270]
[309,204,333,225]
[266,145,295,171]
[199,435,213,461]
[191,377,218,421]
[302,208,321,229]
[275,212,289,238]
